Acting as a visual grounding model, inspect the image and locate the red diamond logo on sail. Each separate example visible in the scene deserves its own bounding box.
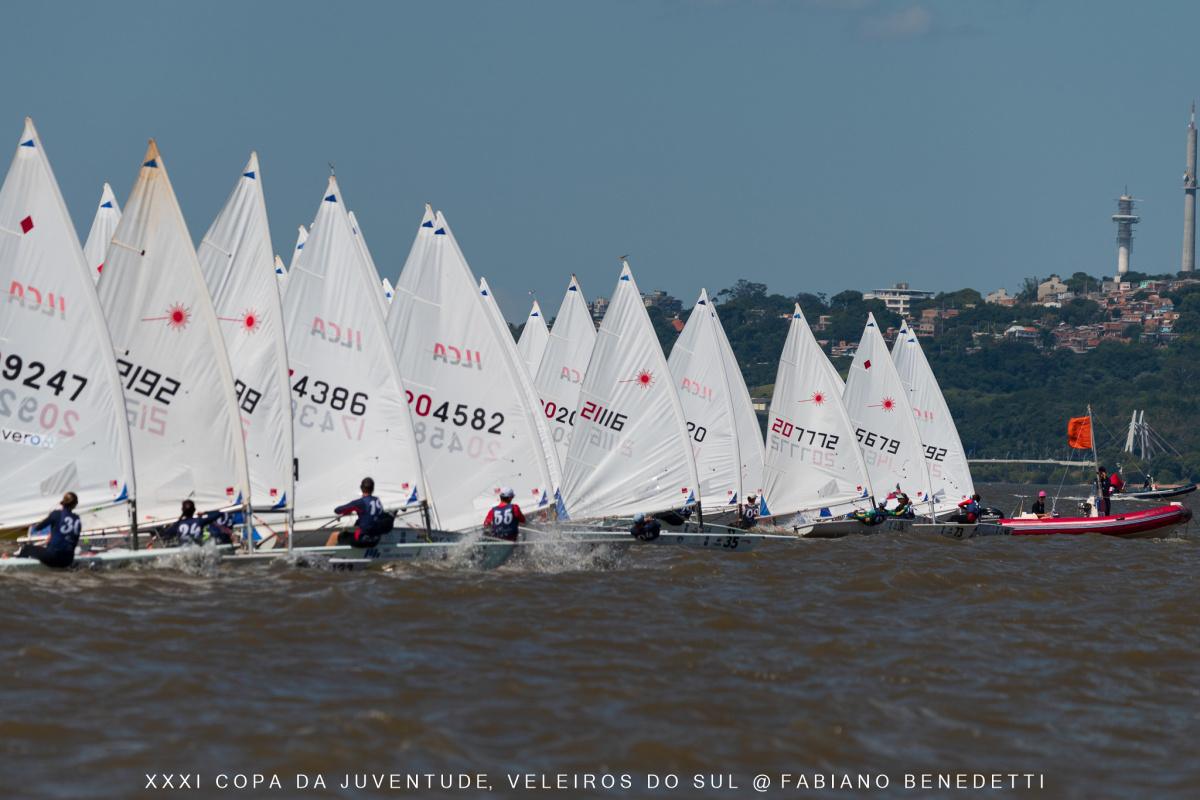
[226,487,235,496]
[863,359,872,370]
[19,216,33,233]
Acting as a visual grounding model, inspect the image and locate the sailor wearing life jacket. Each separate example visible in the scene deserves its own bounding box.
[739,495,760,529]
[13,492,82,568]
[327,477,390,548]
[484,487,526,542]
[156,500,207,545]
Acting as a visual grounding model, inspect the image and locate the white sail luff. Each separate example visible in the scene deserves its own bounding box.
[532,275,596,471]
[289,224,307,271]
[386,208,554,530]
[197,152,294,523]
[478,277,563,495]
[517,299,549,376]
[761,304,872,518]
[96,140,250,524]
[284,178,431,526]
[82,182,120,283]
[560,261,701,519]
[0,118,136,529]
[843,313,933,509]
[891,320,974,512]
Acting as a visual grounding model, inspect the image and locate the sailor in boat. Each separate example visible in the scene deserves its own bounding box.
[629,512,662,541]
[737,495,760,529]
[484,487,525,542]
[951,493,983,524]
[1108,468,1125,496]
[1031,490,1048,517]
[10,493,82,569]
[1096,467,1112,515]
[888,492,916,519]
[849,502,888,526]
[154,500,237,547]
[326,477,393,548]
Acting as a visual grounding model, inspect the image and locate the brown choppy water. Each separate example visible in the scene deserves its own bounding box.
[1,485,1197,799]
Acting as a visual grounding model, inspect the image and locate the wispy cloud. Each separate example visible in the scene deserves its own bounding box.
[859,5,934,40]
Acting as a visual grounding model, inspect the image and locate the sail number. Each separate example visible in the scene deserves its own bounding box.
[924,445,948,462]
[292,375,367,415]
[686,421,707,443]
[855,428,900,455]
[772,417,839,450]
[406,392,503,434]
[541,400,576,427]
[2,352,88,401]
[234,380,262,415]
[116,356,181,405]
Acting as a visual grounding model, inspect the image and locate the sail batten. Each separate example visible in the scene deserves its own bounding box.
[0,119,135,529]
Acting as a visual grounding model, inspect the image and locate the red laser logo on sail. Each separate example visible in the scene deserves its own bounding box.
[219,309,261,334]
[620,369,655,389]
[868,397,897,412]
[143,303,191,330]
[798,391,826,405]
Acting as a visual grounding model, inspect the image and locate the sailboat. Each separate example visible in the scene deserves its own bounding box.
[82,182,120,282]
[196,153,293,549]
[559,261,701,521]
[532,275,596,473]
[842,314,933,521]
[517,300,549,376]
[891,320,974,514]
[96,141,251,536]
[667,288,765,520]
[1117,410,1196,499]
[386,207,556,533]
[0,119,135,539]
[478,277,564,500]
[761,304,873,532]
[282,177,431,547]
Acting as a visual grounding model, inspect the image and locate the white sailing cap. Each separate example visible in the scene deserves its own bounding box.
[499,486,515,498]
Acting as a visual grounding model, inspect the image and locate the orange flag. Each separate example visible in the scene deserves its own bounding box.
[1067,416,1092,450]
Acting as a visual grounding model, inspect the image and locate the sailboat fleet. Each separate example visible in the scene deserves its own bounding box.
[1,120,1185,571]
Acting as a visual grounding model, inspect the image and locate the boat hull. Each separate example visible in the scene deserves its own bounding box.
[793,518,914,538]
[1115,484,1197,500]
[1000,504,1192,538]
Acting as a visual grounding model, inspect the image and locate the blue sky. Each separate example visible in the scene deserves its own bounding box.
[4,0,1199,320]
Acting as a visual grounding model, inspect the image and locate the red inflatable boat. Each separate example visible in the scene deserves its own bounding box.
[1000,504,1192,539]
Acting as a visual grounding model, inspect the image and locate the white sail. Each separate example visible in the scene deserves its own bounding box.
[891,321,974,512]
[82,182,120,283]
[348,210,387,316]
[197,152,294,525]
[532,275,596,472]
[387,207,556,530]
[381,277,394,304]
[289,224,307,270]
[96,140,250,524]
[713,299,766,501]
[667,288,746,507]
[0,118,135,529]
[517,300,549,376]
[560,261,700,519]
[273,254,288,291]
[843,313,932,508]
[284,178,428,524]
[478,276,563,496]
[761,304,871,518]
